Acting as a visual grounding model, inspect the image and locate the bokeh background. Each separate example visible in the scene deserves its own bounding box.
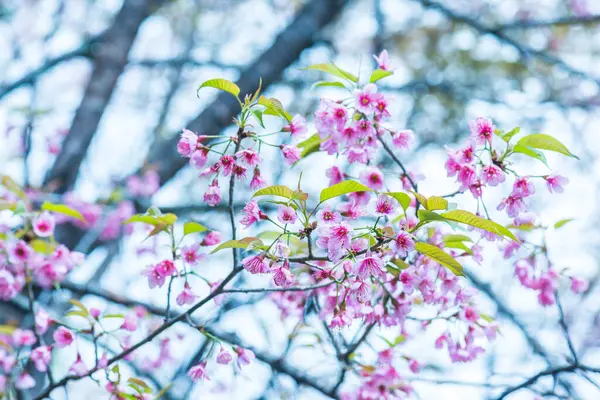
[1,0,600,399]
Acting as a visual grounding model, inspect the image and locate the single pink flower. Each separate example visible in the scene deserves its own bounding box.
[354,83,378,115]
[277,205,297,224]
[373,49,392,70]
[53,326,74,348]
[176,283,197,306]
[242,255,268,274]
[545,174,568,194]
[283,115,308,137]
[203,179,221,207]
[469,117,494,145]
[281,145,301,165]
[30,345,52,372]
[33,211,55,237]
[359,167,385,191]
[326,166,344,186]
[234,347,255,369]
[216,347,233,365]
[188,361,210,381]
[481,165,505,187]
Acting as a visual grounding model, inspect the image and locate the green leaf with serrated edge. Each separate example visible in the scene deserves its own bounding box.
[250,109,265,128]
[500,127,520,143]
[410,191,429,210]
[385,192,411,212]
[310,81,346,90]
[415,242,464,276]
[512,145,548,166]
[417,209,449,224]
[183,221,208,236]
[1,175,25,199]
[41,202,85,222]
[443,234,472,243]
[516,133,578,159]
[210,237,263,254]
[304,63,358,83]
[258,96,292,121]
[369,69,393,83]
[319,180,371,203]
[440,209,518,242]
[426,196,448,211]
[197,78,240,98]
[554,218,573,229]
[297,134,323,158]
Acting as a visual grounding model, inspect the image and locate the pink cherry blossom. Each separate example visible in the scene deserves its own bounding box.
[392,231,415,258]
[33,211,55,237]
[234,346,255,369]
[316,205,342,224]
[469,117,494,145]
[13,328,36,347]
[242,255,268,274]
[281,145,301,165]
[481,165,505,186]
[545,174,568,194]
[277,205,297,224]
[326,166,344,185]
[392,129,415,149]
[283,114,308,137]
[359,167,384,191]
[69,354,88,376]
[236,149,261,167]
[53,326,74,348]
[216,347,233,365]
[176,283,197,306]
[354,83,378,115]
[201,231,221,246]
[177,129,198,157]
[373,49,392,70]
[15,372,35,390]
[203,179,221,206]
[30,345,52,372]
[370,194,397,216]
[250,167,267,190]
[240,200,264,228]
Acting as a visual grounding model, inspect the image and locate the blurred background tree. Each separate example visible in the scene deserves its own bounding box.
[1,0,599,398]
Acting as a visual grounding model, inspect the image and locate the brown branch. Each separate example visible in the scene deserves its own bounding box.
[43,0,166,193]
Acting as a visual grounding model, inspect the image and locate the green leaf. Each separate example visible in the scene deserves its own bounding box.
[440,209,518,242]
[1,175,25,199]
[426,196,448,211]
[69,299,89,317]
[253,185,301,200]
[128,378,151,393]
[297,134,323,158]
[102,313,125,319]
[480,314,495,323]
[310,81,346,90]
[512,145,548,166]
[385,192,411,212]
[443,241,472,254]
[415,242,464,276]
[41,202,85,222]
[319,180,371,203]
[124,213,177,226]
[197,78,240,98]
[30,239,55,255]
[386,264,401,277]
[443,234,472,243]
[554,218,573,229]
[258,96,292,121]
[417,209,449,224]
[210,237,263,254]
[0,325,16,335]
[154,384,173,400]
[250,109,265,128]
[369,69,393,83]
[390,258,411,270]
[304,63,358,83]
[516,133,578,159]
[183,221,208,236]
[410,191,429,210]
[500,127,520,143]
